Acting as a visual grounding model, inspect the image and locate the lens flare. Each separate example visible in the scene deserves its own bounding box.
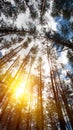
[9,74,38,111]
[14,80,27,99]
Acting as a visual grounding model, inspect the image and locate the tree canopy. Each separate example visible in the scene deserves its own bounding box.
[0,0,73,130]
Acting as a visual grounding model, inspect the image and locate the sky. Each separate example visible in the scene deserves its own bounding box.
[5,0,15,5]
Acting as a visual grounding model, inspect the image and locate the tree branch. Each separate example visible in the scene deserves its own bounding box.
[46,32,73,50]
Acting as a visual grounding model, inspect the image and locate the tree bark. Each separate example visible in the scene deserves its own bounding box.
[46,32,73,49]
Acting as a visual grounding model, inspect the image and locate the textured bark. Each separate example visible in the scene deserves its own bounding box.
[57,70,73,130]
[2,56,20,81]
[39,60,44,130]
[46,33,73,49]
[50,69,66,130]
[36,59,44,130]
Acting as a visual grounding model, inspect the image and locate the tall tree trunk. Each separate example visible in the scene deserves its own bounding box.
[0,47,21,67]
[36,58,44,130]
[56,69,73,130]
[0,49,33,128]
[67,71,73,83]
[50,69,66,130]
[2,56,20,81]
[39,59,44,130]
[40,0,46,23]
[46,43,66,130]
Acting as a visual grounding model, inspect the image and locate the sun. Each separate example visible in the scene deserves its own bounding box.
[15,82,25,99]
[13,78,28,100]
[11,74,33,102]
[9,74,38,111]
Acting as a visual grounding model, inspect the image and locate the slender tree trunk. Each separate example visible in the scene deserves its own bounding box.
[56,70,73,130]
[67,71,73,83]
[0,47,21,67]
[50,69,66,130]
[26,59,35,130]
[46,42,66,130]
[0,47,32,104]
[40,0,46,23]
[0,43,22,61]
[39,59,44,130]
[36,59,44,130]
[2,56,20,81]
[0,50,32,127]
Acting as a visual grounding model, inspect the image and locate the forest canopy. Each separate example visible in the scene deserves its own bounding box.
[0,0,73,130]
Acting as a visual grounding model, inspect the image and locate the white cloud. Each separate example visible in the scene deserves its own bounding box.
[4,0,15,5]
[0,13,13,26]
[58,50,68,64]
[14,8,31,29]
